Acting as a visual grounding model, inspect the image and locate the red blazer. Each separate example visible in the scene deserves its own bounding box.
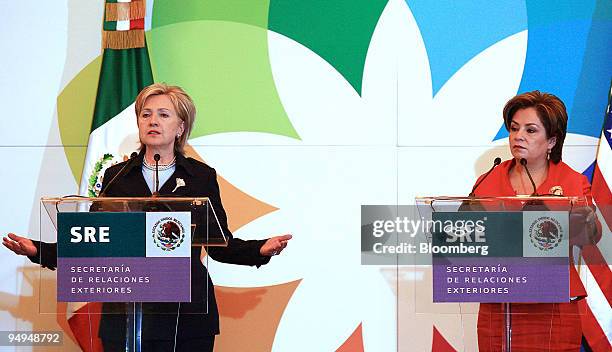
[473,159,593,201]
[472,159,601,351]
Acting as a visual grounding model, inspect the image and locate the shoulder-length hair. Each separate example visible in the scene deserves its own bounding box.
[503,90,568,164]
[134,83,196,155]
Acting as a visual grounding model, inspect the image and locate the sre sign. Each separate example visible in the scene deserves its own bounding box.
[70,227,110,243]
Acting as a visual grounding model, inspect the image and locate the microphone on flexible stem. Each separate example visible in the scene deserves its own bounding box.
[460,157,501,212]
[148,154,172,211]
[469,157,502,197]
[153,154,161,197]
[519,158,547,210]
[98,152,138,197]
[519,158,537,196]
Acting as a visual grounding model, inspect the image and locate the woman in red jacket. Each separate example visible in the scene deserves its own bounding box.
[471,91,601,351]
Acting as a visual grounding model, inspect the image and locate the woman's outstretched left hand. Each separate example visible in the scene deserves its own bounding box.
[260,234,292,256]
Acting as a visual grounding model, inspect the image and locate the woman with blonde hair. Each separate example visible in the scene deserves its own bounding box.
[4,83,292,351]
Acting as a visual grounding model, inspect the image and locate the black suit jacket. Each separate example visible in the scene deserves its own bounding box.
[31,150,270,340]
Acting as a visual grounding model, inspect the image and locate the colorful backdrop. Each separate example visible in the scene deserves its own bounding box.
[1,0,611,351]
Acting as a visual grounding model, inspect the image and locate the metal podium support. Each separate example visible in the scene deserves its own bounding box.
[503,302,512,352]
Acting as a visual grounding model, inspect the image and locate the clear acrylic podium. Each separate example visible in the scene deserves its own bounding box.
[38,196,228,352]
[409,195,597,352]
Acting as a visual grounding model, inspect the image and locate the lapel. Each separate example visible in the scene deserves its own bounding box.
[117,151,151,197]
[159,169,190,196]
[499,159,516,195]
[158,152,196,197]
[537,160,559,195]
[118,150,196,197]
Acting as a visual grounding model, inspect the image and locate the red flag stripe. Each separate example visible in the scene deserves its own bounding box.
[130,18,144,30]
[579,299,612,352]
[582,244,612,306]
[68,303,104,352]
[592,164,612,230]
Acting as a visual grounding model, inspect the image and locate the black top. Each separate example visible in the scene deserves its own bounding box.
[30,150,270,340]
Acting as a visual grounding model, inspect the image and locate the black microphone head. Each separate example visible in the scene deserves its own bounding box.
[130,152,138,159]
[154,154,161,162]
[469,157,502,197]
[520,158,527,166]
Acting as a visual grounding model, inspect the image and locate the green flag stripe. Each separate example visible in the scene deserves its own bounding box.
[90,44,154,132]
[103,21,118,31]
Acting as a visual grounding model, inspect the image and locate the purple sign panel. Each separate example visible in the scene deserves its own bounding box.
[57,257,191,302]
[433,257,569,303]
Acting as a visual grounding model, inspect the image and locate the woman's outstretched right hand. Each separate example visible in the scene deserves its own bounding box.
[2,233,37,257]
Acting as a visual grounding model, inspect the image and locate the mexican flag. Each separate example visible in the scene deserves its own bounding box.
[79,0,153,198]
[72,1,152,350]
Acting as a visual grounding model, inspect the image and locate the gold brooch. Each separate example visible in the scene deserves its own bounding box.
[549,186,563,196]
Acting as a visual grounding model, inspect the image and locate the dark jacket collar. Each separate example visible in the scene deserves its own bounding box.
[175,152,197,177]
[124,148,196,177]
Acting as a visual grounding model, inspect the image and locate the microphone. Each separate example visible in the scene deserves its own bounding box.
[153,154,161,196]
[469,157,502,197]
[519,158,537,196]
[98,152,138,197]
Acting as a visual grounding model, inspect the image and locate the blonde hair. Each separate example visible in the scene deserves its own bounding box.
[135,83,196,155]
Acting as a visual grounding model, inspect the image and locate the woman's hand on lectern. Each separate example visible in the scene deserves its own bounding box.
[2,233,37,257]
[260,234,292,256]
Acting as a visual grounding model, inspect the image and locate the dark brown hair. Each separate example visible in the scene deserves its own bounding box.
[503,90,567,163]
